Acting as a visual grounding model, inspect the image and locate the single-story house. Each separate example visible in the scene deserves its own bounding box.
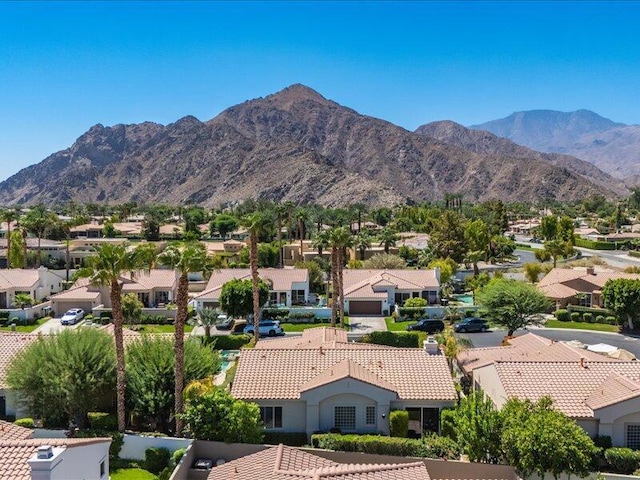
[231,327,456,439]
[537,267,640,308]
[193,268,309,309]
[0,333,37,417]
[0,238,67,268]
[342,269,440,315]
[50,269,179,314]
[0,267,67,309]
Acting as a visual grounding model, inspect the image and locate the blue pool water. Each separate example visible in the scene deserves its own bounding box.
[452,294,474,305]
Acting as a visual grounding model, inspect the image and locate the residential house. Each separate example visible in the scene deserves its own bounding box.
[0,239,67,268]
[0,268,67,309]
[458,333,640,447]
[231,327,456,439]
[342,269,440,315]
[537,267,640,308]
[0,333,37,417]
[193,268,309,310]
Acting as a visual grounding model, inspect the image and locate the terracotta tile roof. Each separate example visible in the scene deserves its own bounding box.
[491,361,640,417]
[255,328,389,350]
[96,323,142,347]
[50,287,101,300]
[456,332,621,375]
[207,444,429,480]
[0,438,111,480]
[0,333,37,389]
[342,270,439,300]
[300,359,397,393]
[0,269,40,290]
[232,346,456,401]
[196,268,309,299]
[0,421,33,441]
[121,269,178,291]
[537,267,640,300]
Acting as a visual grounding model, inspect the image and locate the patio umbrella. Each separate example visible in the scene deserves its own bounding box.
[608,349,637,361]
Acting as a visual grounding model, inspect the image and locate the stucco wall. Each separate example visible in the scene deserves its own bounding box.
[472,364,509,408]
[120,434,192,461]
[254,400,307,433]
[29,440,111,480]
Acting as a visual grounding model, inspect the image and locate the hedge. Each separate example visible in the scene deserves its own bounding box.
[310,433,459,459]
[397,307,426,320]
[14,418,35,428]
[172,448,187,465]
[389,411,408,438]
[629,250,640,258]
[567,305,610,316]
[88,412,117,431]
[264,432,308,446]
[583,312,594,323]
[574,237,617,250]
[554,309,570,322]
[570,312,581,322]
[604,447,640,474]
[145,447,171,475]
[262,308,289,321]
[212,334,251,350]
[360,331,423,348]
[607,316,618,325]
[596,315,606,324]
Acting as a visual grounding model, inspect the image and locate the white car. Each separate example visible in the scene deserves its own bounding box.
[61,308,85,326]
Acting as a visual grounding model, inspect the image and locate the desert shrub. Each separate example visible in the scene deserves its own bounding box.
[263,432,308,446]
[604,448,640,474]
[261,308,289,321]
[145,447,171,475]
[389,410,409,438]
[570,312,581,322]
[14,418,35,428]
[398,307,426,320]
[288,311,315,323]
[421,433,460,459]
[88,412,117,431]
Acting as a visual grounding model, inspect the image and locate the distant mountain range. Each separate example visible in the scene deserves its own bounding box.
[0,85,625,207]
[471,110,640,181]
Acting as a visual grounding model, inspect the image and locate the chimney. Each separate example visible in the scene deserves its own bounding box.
[319,346,324,355]
[580,357,587,368]
[586,267,595,275]
[29,445,64,480]
[423,336,439,355]
[37,446,53,459]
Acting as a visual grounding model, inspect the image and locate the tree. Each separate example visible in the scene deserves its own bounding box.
[543,239,573,268]
[194,307,225,338]
[13,292,34,309]
[501,397,598,479]
[8,229,26,268]
[602,278,640,329]
[23,205,58,268]
[476,278,550,336]
[534,248,551,263]
[158,241,214,436]
[142,215,160,241]
[362,253,407,269]
[102,221,117,238]
[0,208,17,268]
[126,336,220,434]
[557,215,575,244]
[219,278,270,319]
[450,391,503,463]
[311,229,331,256]
[464,219,490,276]
[377,227,398,254]
[181,388,264,443]
[428,210,467,263]
[210,214,238,240]
[428,258,458,287]
[539,215,558,241]
[7,328,116,429]
[77,243,141,432]
[523,263,543,284]
[328,226,352,326]
[294,260,325,294]
[121,293,143,326]
[353,229,373,260]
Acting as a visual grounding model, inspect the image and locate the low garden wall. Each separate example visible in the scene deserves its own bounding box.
[120,433,192,460]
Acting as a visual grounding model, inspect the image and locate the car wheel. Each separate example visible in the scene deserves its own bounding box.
[480,326,487,332]
[268,330,276,337]
[459,327,466,333]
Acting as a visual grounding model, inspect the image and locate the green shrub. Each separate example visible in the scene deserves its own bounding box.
[14,418,35,428]
[604,447,640,474]
[583,312,594,323]
[0,311,10,320]
[404,297,427,308]
[389,410,409,438]
[574,238,616,250]
[360,331,421,348]
[554,309,570,322]
[420,433,460,459]
[88,412,117,431]
[596,315,606,324]
[263,432,308,446]
[172,448,187,465]
[570,312,581,322]
[158,467,173,480]
[594,435,612,449]
[212,334,251,350]
[261,308,289,321]
[74,430,123,461]
[145,447,171,475]
[440,409,456,441]
[398,307,426,320]
[288,311,315,323]
[607,316,618,325]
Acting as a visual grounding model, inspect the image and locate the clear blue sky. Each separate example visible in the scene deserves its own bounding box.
[1,1,639,181]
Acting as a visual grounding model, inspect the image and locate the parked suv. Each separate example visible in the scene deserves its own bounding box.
[454,317,489,333]
[61,308,84,326]
[406,318,445,334]
[243,320,284,337]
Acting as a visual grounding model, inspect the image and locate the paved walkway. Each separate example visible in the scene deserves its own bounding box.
[32,317,85,334]
[348,316,387,334]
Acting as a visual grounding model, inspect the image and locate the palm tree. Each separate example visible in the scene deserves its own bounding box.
[13,292,33,309]
[77,243,140,432]
[0,208,17,268]
[274,203,288,268]
[353,229,373,261]
[329,226,352,326]
[23,205,57,268]
[158,241,213,436]
[312,229,331,257]
[378,227,399,254]
[242,212,271,342]
[295,207,309,259]
[193,307,225,338]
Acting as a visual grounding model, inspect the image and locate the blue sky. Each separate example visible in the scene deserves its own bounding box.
[1,1,639,181]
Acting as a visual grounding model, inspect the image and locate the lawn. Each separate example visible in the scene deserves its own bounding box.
[131,324,194,334]
[0,317,49,333]
[109,468,157,480]
[384,317,416,332]
[544,319,619,333]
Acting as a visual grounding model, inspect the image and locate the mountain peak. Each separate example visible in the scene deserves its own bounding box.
[267,83,329,104]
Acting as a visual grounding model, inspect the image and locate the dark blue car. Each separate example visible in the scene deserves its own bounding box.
[454,317,489,333]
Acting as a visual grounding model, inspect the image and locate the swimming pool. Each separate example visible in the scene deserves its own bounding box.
[451,294,474,305]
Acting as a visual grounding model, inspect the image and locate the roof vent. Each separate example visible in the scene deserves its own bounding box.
[319,346,324,355]
[586,267,595,275]
[580,357,587,369]
[37,445,53,459]
[423,337,439,355]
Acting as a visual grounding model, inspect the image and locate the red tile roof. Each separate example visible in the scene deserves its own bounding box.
[0,269,40,290]
[0,421,33,441]
[537,267,640,300]
[207,444,429,480]
[0,333,37,389]
[342,270,439,300]
[196,268,309,299]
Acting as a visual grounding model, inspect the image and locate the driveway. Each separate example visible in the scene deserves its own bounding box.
[32,317,85,334]
[348,316,387,334]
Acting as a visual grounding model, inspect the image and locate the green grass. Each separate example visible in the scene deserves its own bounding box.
[130,324,194,334]
[0,317,49,333]
[109,468,157,480]
[385,317,415,332]
[544,319,619,332]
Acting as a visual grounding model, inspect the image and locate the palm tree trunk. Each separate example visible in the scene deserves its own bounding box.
[338,248,345,326]
[299,221,304,261]
[36,235,42,268]
[250,232,261,342]
[6,222,11,269]
[22,228,27,266]
[110,280,127,433]
[174,274,189,436]
[330,249,338,327]
[277,216,283,268]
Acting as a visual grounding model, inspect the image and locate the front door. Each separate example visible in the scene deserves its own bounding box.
[0,292,6,309]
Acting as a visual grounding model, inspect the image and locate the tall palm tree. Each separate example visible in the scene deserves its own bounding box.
[378,227,399,254]
[0,208,16,268]
[274,203,288,268]
[158,241,213,436]
[295,207,309,259]
[329,226,352,326]
[242,212,271,342]
[312,229,331,257]
[353,228,373,261]
[23,205,57,268]
[193,307,225,338]
[77,243,140,432]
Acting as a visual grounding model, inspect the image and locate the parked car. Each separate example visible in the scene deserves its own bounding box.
[215,314,234,330]
[454,317,489,333]
[60,308,85,326]
[243,320,285,337]
[230,320,247,335]
[406,318,445,334]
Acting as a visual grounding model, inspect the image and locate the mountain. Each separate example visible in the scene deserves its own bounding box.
[471,110,640,180]
[415,120,628,196]
[0,85,621,207]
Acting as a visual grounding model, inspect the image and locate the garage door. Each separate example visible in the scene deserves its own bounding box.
[52,301,94,317]
[348,301,382,315]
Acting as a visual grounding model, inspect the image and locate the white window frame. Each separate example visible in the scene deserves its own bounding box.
[365,405,376,426]
[627,424,640,449]
[334,405,357,432]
